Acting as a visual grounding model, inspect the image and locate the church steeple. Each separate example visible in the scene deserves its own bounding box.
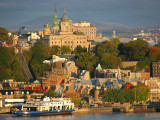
[52,7,59,35]
[53,8,59,27]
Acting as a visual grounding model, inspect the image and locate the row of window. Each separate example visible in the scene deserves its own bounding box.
[5,91,29,95]
[51,37,86,40]
[80,29,96,32]
[51,41,86,44]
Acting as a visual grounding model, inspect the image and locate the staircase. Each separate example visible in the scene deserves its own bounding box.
[17,51,33,81]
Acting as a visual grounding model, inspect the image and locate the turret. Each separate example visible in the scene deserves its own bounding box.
[44,23,51,35]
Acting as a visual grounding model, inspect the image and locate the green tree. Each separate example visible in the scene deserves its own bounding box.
[51,45,60,55]
[0,46,27,81]
[0,27,9,42]
[76,52,97,71]
[124,39,149,61]
[96,41,121,69]
[0,47,11,68]
[46,90,58,98]
[133,85,150,102]
[74,45,87,54]
[72,98,81,105]
[61,46,71,54]
[111,38,121,45]
[103,88,115,102]
[22,94,28,100]
[30,41,45,64]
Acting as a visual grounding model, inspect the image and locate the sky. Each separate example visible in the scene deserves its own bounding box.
[0,0,160,29]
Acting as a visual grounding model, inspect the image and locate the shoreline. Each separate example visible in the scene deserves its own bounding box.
[73,107,158,113]
[0,107,158,114]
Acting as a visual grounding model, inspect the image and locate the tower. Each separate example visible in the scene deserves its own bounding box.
[52,8,59,35]
[60,12,73,34]
[44,23,51,35]
[112,30,116,38]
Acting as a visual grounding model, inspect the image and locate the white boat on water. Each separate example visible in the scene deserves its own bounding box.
[12,97,75,116]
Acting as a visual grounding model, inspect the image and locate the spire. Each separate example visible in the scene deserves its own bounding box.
[96,63,102,70]
[53,6,59,27]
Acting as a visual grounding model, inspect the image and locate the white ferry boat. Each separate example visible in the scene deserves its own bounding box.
[12,97,75,116]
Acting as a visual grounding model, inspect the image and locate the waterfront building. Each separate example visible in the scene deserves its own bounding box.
[144,78,160,102]
[0,89,34,99]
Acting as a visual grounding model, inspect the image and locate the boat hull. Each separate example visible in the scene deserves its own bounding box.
[13,110,74,116]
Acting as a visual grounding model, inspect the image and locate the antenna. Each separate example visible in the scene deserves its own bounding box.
[22,16,24,27]
[64,6,67,13]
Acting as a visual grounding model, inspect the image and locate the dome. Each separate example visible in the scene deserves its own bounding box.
[61,13,69,22]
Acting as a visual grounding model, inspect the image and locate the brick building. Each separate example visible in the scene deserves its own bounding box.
[42,72,67,89]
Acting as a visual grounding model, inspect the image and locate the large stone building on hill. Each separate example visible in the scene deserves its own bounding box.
[43,8,95,50]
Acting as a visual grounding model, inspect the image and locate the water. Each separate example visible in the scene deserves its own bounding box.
[0,112,160,120]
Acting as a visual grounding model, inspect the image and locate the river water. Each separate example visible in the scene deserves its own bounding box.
[0,112,160,120]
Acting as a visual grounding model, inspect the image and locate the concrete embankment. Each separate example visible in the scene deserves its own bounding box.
[74,107,158,113]
[134,108,156,113]
[73,107,112,113]
[0,107,11,114]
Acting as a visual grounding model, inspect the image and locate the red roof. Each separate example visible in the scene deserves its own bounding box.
[123,84,133,90]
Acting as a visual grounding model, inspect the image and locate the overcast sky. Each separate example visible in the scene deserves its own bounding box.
[0,0,160,28]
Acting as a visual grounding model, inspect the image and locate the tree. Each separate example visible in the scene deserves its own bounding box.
[22,94,28,100]
[124,39,149,61]
[30,41,45,64]
[76,52,97,71]
[111,38,121,45]
[155,42,160,48]
[0,27,9,42]
[133,85,150,102]
[51,45,60,55]
[74,45,87,54]
[0,47,11,68]
[72,98,81,105]
[0,47,27,81]
[96,41,121,69]
[30,41,46,78]
[45,90,58,98]
[61,46,71,54]
[149,46,160,62]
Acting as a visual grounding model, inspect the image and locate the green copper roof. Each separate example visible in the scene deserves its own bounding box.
[53,9,59,27]
[61,13,69,22]
[96,63,102,70]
